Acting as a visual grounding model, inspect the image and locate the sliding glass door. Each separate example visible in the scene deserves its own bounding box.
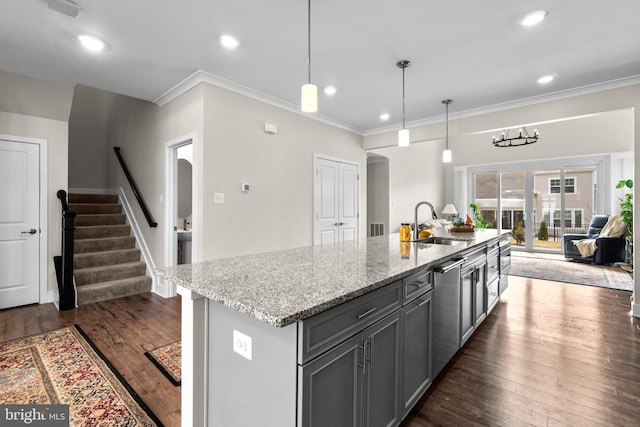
[469,159,603,253]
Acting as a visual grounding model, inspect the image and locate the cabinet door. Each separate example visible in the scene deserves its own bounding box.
[474,264,487,326]
[460,266,475,345]
[299,334,362,427]
[362,311,402,427]
[402,291,432,417]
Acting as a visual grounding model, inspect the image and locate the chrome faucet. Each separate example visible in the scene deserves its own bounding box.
[414,201,438,240]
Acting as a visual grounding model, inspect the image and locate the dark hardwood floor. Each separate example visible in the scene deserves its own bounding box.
[2,277,639,426]
[0,292,181,427]
[402,276,640,427]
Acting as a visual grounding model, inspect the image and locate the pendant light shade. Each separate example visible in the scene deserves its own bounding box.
[442,149,452,163]
[301,83,317,112]
[442,99,453,163]
[398,129,410,147]
[301,0,317,112]
[397,60,411,147]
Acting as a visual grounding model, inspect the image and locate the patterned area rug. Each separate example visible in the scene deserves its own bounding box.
[145,342,181,386]
[0,325,162,426]
[510,253,633,291]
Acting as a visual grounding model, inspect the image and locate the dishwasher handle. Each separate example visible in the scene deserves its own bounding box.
[434,257,465,274]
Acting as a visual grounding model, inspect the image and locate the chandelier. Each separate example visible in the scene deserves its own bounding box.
[492,127,539,147]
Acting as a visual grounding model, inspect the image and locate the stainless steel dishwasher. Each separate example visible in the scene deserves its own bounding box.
[433,257,465,377]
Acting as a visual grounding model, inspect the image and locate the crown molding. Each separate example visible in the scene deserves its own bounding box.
[363,74,640,136]
[152,70,361,135]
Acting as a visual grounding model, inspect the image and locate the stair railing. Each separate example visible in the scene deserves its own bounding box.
[113,146,158,227]
[54,190,76,310]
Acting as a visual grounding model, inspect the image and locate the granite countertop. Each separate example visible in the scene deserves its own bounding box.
[155,228,510,327]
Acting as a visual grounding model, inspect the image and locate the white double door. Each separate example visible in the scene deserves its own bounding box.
[0,139,40,309]
[314,156,359,245]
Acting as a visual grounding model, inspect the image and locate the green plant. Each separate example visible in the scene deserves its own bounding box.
[538,220,549,241]
[616,179,633,239]
[512,217,525,244]
[469,203,490,229]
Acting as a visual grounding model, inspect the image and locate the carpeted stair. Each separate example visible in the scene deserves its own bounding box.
[69,193,152,304]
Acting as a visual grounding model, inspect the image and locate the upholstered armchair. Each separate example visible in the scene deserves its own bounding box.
[563,215,627,265]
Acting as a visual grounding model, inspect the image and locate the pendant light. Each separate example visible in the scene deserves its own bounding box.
[301,0,317,112]
[397,60,411,147]
[442,99,452,163]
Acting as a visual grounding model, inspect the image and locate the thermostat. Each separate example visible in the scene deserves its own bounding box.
[242,183,250,192]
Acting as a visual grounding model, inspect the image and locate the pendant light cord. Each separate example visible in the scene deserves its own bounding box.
[307,0,311,84]
[445,101,449,150]
[402,66,406,129]
[442,99,453,150]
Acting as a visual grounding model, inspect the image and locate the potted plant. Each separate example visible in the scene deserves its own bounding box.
[615,179,633,266]
[469,203,490,229]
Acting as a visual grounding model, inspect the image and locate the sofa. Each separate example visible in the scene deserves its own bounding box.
[562,215,627,265]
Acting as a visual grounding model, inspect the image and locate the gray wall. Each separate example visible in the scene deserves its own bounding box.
[68,85,120,189]
[367,158,389,235]
[103,82,366,267]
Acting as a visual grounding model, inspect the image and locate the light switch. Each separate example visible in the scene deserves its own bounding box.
[233,330,252,360]
[213,193,224,204]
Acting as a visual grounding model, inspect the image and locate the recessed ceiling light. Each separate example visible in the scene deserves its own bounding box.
[220,34,240,49]
[520,10,548,26]
[379,113,390,121]
[537,74,556,84]
[324,86,337,96]
[78,34,105,52]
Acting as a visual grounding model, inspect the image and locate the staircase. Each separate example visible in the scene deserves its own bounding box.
[69,193,152,304]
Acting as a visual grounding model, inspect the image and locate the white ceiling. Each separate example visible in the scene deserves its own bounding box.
[2,0,640,134]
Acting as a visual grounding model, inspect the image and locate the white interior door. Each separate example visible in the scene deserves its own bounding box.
[314,156,359,244]
[338,163,358,241]
[0,139,40,308]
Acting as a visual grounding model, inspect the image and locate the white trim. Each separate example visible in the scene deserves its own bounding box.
[164,133,197,298]
[178,286,208,427]
[0,133,50,306]
[313,154,361,245]
[632,302,640,318]
[109,187,161,296]
[153,70,360,134]
[364,74,640,136]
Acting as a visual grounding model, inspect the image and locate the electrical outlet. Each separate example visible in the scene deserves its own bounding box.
[213,192,224,204]
[233,330,252,360]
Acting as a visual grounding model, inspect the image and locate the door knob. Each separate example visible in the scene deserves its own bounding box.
[21,229,37,235]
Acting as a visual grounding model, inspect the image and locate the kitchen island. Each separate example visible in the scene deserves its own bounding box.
[156,228,511,426]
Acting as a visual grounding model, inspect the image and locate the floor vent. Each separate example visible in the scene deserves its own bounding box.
[369,222,385,237]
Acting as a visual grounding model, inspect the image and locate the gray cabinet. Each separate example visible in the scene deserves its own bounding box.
[299,334,362,427]
[401,290,432,417]
[474,261,487,327]
[298,282,403,427]
[362,311,402,427]
[299,311,402,427]
[460,248,488,346]
[460,265,475,345]
[499,239,511,295]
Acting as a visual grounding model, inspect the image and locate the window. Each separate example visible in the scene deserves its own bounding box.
[549,177,576,194]
[575,211,582,228]
[547,209,583,229]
